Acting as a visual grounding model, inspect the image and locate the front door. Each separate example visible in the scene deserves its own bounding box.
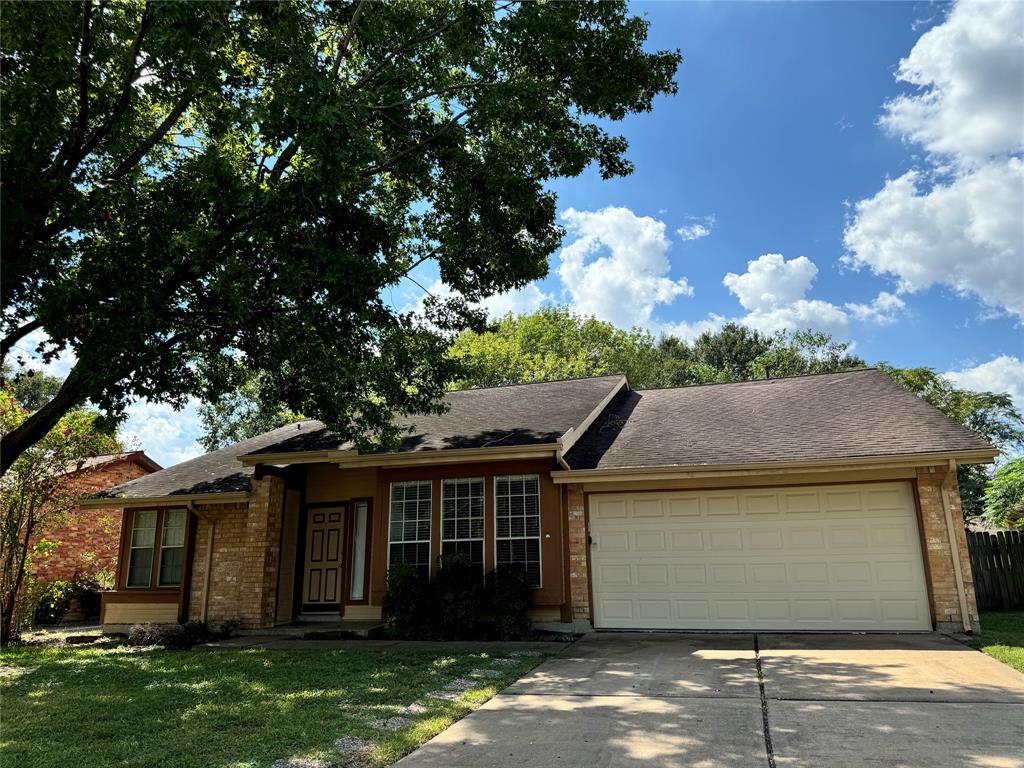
[302,506,345,612]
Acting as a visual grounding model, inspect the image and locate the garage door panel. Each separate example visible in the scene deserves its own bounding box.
[590,482,931,631]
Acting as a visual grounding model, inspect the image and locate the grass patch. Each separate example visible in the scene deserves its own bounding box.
[0,644,542,768]
[973,611,1024,674]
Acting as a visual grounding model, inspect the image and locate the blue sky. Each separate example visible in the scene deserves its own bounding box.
[14,0,1022,468]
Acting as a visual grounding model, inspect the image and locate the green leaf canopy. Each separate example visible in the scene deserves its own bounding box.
[0,0,680,471]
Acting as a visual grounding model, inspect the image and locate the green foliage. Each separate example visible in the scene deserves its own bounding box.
[879,363,1024,518]
[486,566,533,640]
[0,1,680,471]
[430,552,484,640]
[0,389,120,642]
[984,457,1024,529]
[0,364,65,412]
[197,370,303,451]
[30,576,102,625]
[382,562,428,639]
[450,307,663,388]
[452,313,866,391]
[126,619,239,650]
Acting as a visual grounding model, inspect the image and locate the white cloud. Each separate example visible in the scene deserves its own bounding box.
[655,314,728,342]
[844,291,907,325]
[944,355,1024,412]
[844,1,1024,320]
[879,0,1023,164]
[120,397,204,468]
[557,206,692,328]
[723,253,818,313]
[743,299,851,339]
[676,215,715,242]
[407,278,553,322]
[5,326,77,379]
[844,158,1024,317]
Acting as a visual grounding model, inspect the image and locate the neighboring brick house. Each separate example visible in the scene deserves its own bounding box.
[83,370,994,635]
[31,452,161,584]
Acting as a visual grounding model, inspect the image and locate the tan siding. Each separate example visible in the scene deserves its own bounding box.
[103,602,178,624]
[276,490,301,622]
[306,465,378,503]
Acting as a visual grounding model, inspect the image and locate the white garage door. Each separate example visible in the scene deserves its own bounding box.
[589,482,931,631]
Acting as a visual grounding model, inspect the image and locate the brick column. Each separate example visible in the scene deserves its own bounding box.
[915,466,979,633]
[566,484,591,624]
[243,475,286,628]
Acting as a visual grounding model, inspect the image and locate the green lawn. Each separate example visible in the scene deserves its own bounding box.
[0,644,541,768]
[974,611,1024,674]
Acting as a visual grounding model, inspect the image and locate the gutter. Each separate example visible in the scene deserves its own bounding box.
[940,459,972,633]
[77,491,250,510]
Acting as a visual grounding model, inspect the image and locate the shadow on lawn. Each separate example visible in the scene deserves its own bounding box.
[0,646,531,768]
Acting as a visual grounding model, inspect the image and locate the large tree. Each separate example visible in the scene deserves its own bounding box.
[0,0,680,472]
[879,364,1024,518]
[449,306,664,389]
[0,390,120,642]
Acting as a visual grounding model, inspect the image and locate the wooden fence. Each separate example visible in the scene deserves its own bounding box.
[967,530,1024,611]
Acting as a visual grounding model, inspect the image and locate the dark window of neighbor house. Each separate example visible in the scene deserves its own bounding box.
[494,475,542,588]
[441,478,485,576]
[126,510,158,587]
[157,509,187,586]
[389,480,432,578]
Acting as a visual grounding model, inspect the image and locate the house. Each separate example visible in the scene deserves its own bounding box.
[83,369,995,634]
[31,452,162,585]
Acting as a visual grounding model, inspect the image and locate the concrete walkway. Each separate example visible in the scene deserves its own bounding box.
[396,632,1024,768]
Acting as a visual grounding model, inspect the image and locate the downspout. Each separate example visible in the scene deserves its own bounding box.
[940,460,971,633]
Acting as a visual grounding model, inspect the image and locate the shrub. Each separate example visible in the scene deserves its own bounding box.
[382,562,427,639]
[487,566,533,640]
[431,552,483,640]
[126,619,240,650]
[31,576,102,625]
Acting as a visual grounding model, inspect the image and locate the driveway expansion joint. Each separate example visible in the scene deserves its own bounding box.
[754,633,777,768]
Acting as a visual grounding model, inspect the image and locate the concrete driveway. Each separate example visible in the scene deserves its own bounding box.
[397,632,1024,768]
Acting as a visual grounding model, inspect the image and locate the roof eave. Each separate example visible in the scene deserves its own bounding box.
[549,448,999,484]
[77,491,250,510]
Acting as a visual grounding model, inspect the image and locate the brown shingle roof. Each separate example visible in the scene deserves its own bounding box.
[98,375,626,499]
[563,368,995,470]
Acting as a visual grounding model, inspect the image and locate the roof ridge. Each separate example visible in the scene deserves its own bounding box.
[633,367,877,393]
[449,373,626,393]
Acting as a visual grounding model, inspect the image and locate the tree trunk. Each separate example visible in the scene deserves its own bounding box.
[1,365,85,475]
[0,511,33,644]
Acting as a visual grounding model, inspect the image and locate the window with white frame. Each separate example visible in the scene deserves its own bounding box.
[441,478,484,574]
[389,480,432,578]
[494,475,541,588]
[127,510,157,587]
[158,509,187,586]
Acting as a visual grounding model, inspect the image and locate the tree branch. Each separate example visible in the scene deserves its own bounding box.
[1,364,85,476]
[105,90,195,181]
[371,80,499,111]
[354,10,470,89]
[331,0,368,79]
[0,319,44,364]
[270,0,368,185]
[48,1,155,181]
[363,108,472,177]
[51,1,95,173]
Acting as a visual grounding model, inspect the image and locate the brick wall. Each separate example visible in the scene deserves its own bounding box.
[915,466,980,633]
[566,484,591,623]
[187,475,285,628]
[31,459,154,584]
